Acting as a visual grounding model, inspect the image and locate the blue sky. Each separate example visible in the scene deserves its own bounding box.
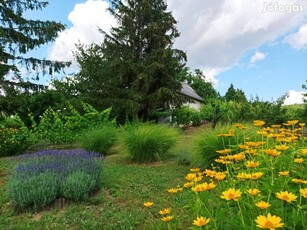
[24,0,307,104]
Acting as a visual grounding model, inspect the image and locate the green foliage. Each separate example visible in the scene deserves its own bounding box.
[74,0,186,123]
[173,105,202,126]
[122,123,179,162]
[62,171,96,202]
[80,126,118,155]
[0,116,35,156]
[18,90,66,126]
[201,96,288,126]
[36,104,114,144]
[8,172,58,210]
[224,83,248,103]
[0,0,70,79]
[283,104,307,123]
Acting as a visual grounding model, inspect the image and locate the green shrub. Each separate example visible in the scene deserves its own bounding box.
[173,105,192,126]
[0,116,35,156]
[36,104,115,144]
[190,110,202,126]
[191,123,258,168]
[80,126,118,155]
[122,123,179,162]
[8,172,58,210]
[173,105,202,126]
[62,171,96,202]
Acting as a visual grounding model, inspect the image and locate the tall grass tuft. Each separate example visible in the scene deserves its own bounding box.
[191,123,259,168]
[122,123,179,163]
[80,126,118,155]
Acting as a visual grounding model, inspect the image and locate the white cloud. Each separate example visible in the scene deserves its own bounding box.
[250,51,267,64]
[168,0,307,78]
[284,90,305,105]
[285,23,307,49]
[48,0,307,81]
[48,0,116,65]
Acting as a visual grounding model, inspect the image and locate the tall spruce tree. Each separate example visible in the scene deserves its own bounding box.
[75,0,186,122]
[0,0,70,80]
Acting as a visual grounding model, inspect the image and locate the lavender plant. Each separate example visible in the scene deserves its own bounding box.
[8,149,103,210]
[62,171,96,202]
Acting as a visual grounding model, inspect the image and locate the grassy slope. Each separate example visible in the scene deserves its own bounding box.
[0,129,201,230]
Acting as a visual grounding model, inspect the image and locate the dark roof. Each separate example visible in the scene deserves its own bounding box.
[180,82,203,102]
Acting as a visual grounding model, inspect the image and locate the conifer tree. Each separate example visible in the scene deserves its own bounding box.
[0,0,70,80]
[75,0,186,122]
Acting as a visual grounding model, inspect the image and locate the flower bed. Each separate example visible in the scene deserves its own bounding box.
[145,120,307,229]
[8,149,103,210]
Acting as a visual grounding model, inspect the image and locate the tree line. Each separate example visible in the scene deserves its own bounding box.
[1,0,306,126]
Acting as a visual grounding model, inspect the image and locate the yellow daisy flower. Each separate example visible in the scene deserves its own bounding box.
[161,215,173,222]
[256,201,271,210]
[292,179,307,184]
[214,172,226,181]
[299,188,307,198]
[143,202,153,207]
[183,182,194,188]
[247,188,260,196]
[275,145,289,151]
[276,191,297,203]
[167,188,178,194]
[263,149,281,157]
[254,120,265,127]
[278,171,289,176]
[255,213,284,229]
[251,172,264,180]
[216,149,231,154]
[185,173,196,181]
[192,216,210,227]
[221,188,241,201]
[283,120,299,126]
[246,160,261,168]
[159,208,171,215]
[294,158,304,164]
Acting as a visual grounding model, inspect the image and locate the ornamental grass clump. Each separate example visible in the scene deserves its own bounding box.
[191,123,259,168]
[146,120,307,229]
[8,149,103,211]
[122,123,179,162]
[80,126,118,155]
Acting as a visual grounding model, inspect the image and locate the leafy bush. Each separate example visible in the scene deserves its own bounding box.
[173,105,203,126]
[122,123,179,162]
[36,104,115,144]
[8,149,103,210]
[80,126,117,155]
[191,123,258,168]
[0,116,35,156]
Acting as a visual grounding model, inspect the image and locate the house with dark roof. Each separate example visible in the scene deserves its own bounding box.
[158,82,203,123]
[179,82,203,110]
